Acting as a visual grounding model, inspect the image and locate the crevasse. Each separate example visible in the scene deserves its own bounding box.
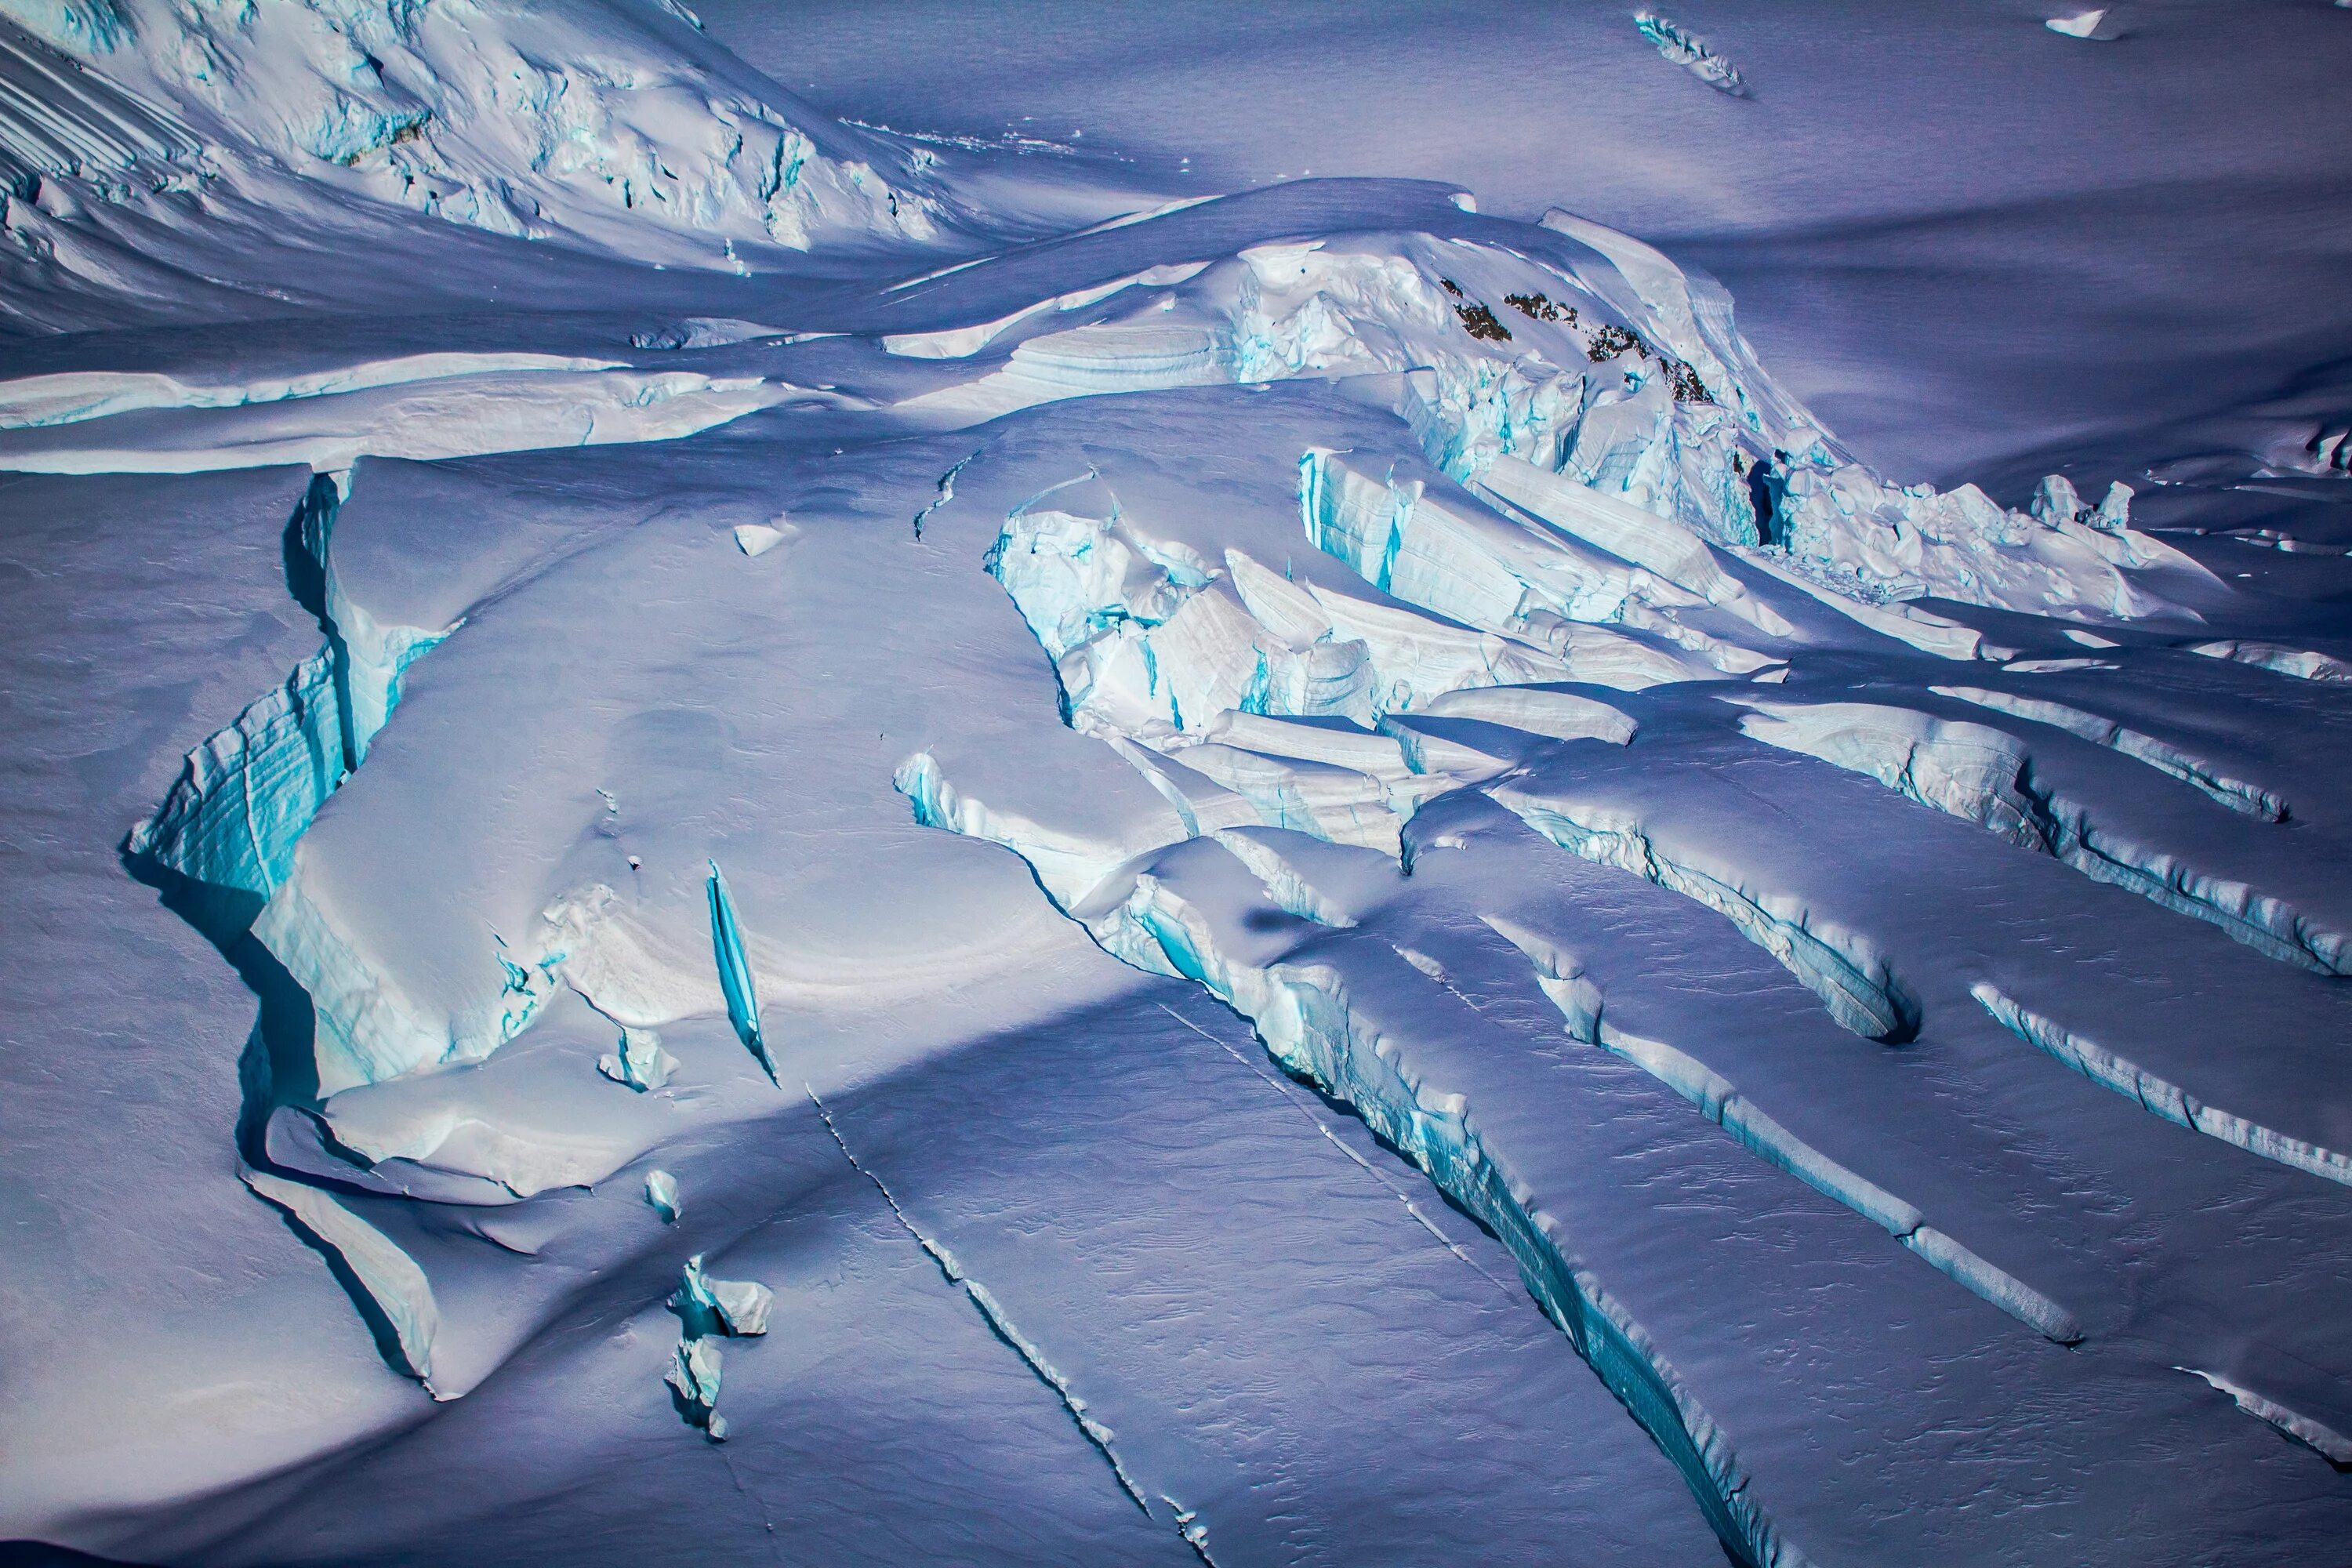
[1486,778,1924,1042]
[1095,873,1810,1568]
[1731,697,2347,976]
[127,470,451,925]
[1974,984,2352,1188]
[125,466,499,1096]
[1486,915,2080,1343]
[805,1088,1220,1558]
[893,753,1810,1568]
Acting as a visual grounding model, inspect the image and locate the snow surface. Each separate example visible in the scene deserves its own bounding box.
[3,3,2351,1565]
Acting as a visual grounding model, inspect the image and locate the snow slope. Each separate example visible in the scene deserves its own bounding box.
[3,5,2350,1566]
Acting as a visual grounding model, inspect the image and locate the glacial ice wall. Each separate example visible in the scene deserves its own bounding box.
[126,471,449,922]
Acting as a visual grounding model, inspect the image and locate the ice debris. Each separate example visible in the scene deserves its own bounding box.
[645,1169,684,1222]
[677,1254,774,1338]
[732,520,793,557]
[9,0,951,267]
[665,1334,725,1439]
[706,860,774,1082]
[2045,10,2113,39]
[1975,985,2352,1189]
[2031,474,2134,533]
[1635,13,1749,95]
[242,1167,442,1394]
[898,225,2208,632]
[598,1026,677,1093]
[1300,448,1759,685]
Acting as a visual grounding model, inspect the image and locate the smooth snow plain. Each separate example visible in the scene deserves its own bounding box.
[2,2,2350,1565]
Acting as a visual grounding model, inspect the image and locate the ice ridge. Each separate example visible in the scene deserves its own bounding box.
[1088,874,1812,1568]
[1635,13,1749,96]
[1487,779,1923,1041]
[2187,639,2352,684]
[2177,1369,2352,1467]
[1930,685,2288,821]
[1487,915,2081,1342]
[1733,697,2347,976]
[1974,985,2352,1188]
[243,1165,441,1395]
[891,757,1811,1568]
[899,226,2205,633]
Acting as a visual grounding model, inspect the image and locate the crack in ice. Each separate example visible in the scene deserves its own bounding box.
[807,1084,1228,1559]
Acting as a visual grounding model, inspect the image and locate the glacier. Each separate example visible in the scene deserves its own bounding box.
[4,2,2352,1565]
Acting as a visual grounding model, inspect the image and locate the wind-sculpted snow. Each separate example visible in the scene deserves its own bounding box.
[16,20,2352,1560]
